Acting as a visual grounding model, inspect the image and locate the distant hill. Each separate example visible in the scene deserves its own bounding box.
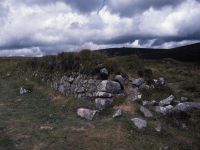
[96,43,200,62]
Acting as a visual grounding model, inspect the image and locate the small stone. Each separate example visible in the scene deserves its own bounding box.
[112,109,122,118]
[77,108,97,121]
[140,106,153,118]
[100,68,109,79]
[131,118,147,129]
[132,78,144,87]
[159,95,175,106]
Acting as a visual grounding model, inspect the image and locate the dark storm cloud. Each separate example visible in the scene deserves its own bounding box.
[0,0,200,56]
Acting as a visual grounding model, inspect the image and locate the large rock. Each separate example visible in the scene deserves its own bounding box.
[132,78,144,87]
[95,91,113,98]
[159,95,175,106]
[131,118,147,129]
[95,98,113,110]
[77,108,97,121]
[112,109,122,118]
[20,87,31,95]
[98,80,122,94]
[140,106,153,118]
[114,75,125,88]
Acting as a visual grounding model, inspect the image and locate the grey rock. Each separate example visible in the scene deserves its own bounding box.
[140,106,153,118]
[68,77,74,83]
[77,108,97,121]
[139,83,151,91]
[95,98,113,110]
[154,106,167,115]
[98,80,122,94]
[159,95,175,106]
[132,78,144,87]
[170,102,200,114]
[95,91,113,98]
[112,109,122,118]
[131,118,147,129]
[20,87,31,95]
[114,75,125,87]
[165,105,173,111]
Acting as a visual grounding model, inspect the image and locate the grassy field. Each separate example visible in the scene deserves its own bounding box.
[0,55,200,150]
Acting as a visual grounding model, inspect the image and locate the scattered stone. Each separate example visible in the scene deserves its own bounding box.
[131,118,147,129]
[114,75,125,88]
[112,109,122,118]
[20,87,31,95]
[132,78,144,87]
[100,68,109,79]
[95,98,113,110]
[140,106,153,118]
[77,108,97,121]
[98,80,122,94]
[142,100,156,106]
[159,95,175,106]
[180,97,189,102]
[95,91,113,98]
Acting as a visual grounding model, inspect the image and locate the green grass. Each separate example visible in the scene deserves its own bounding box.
[0,56,200,149]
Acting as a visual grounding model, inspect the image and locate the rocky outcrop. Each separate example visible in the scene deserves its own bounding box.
[77,108,97,121]
[131,118,147,129]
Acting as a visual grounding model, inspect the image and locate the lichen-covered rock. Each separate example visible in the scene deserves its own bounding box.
[112,109,122,118]
[95,98,113,110]
[140,106,153,118]
[98,80,122,94]
[77,108,97,121]
[132,78,144,87]
[131,118,147,129]
[159,95,175,106]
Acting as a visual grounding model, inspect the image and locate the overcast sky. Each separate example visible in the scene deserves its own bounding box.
[0,0,200,56]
